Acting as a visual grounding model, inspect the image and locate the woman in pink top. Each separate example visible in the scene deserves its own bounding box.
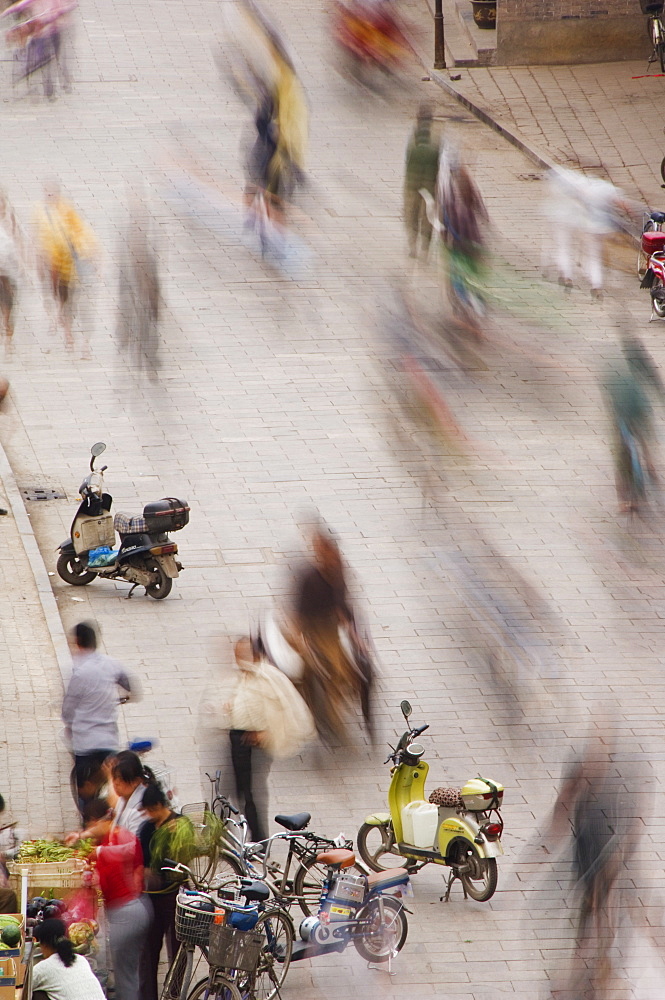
[87,804,152,1000]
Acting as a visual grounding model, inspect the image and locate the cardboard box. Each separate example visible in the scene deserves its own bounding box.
[0,956,16,987]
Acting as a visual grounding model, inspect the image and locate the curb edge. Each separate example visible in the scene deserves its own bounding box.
[0,437,70,684]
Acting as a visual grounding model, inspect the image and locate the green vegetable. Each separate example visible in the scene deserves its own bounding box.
[17,839,77,864]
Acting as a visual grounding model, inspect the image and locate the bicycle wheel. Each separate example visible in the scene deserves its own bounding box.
[293,853,367,917]
[239,908,294,1000]
[160,943,192,1000]
[187,973,243,1000]
[211,850,246,884]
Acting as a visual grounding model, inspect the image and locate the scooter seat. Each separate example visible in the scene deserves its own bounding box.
[316,849,356,869]
[428,787,463,809]
[114,512,148,534]
[274,812,311,832]
[367,868,409,890]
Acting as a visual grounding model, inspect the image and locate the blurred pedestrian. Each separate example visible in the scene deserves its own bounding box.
[403,104,439,259]
[35,180,97,349]
[0,795,17,914]
[32,918,106,1000]
[85,804,150,1000]
[543,740,639,1000]
[219,635,315,842]
[0,193,21,343]
[439,162,488,338]
[545,167,629,298]
[602,333,664,513]
[61,622,139,813]
[285,522,375,744]
[139,785,196,1000]
[110,751,155,836]
[115,200,161,378]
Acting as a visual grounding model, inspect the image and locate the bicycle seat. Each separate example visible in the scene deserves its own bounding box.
[241,881,271,903]
[274,812,311,832]
[652,211,665,224]
[316,849,356,869]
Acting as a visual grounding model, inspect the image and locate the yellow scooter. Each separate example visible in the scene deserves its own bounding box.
[357,701,504,901]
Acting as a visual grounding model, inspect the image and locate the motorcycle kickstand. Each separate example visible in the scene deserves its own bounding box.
[441,869,468,902]
[125,584,139,599]
[368,950,398,976]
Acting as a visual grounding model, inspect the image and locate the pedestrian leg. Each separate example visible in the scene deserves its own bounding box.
[140,891,175,1000]
[555,223,574,286]
[586,232,604,295]
[107,896,151,1000]
[229,730,266,843]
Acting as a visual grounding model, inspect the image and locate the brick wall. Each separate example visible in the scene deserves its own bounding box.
[497,0,649,63]
[501,0,640,21]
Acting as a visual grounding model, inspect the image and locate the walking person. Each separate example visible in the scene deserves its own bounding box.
[403,104,439,259]
[61,621,139,813]
[285,522,375,744]
[0,193,21,344]
[84,804,151,1000]
[542,738,640,1000]
[35,180,97,349]
[138,785,196,1000]
[219,635,315,843]
[601,332,664,513]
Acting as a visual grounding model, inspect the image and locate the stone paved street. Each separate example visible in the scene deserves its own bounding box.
[2,0,665,997]
[440,58,665,207]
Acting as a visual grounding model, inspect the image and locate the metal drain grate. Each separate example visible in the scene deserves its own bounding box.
[20,487,67,501]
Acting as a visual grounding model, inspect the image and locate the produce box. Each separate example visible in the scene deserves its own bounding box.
[0,957,16,988]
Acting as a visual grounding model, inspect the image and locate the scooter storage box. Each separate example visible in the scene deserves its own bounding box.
[460,778,504,812]
[401,800,438,847]
[641,231,665,255]
[74,513,116,555]
[143,498,190,533]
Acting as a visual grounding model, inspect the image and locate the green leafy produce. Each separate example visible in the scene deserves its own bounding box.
[72,838,94,860]
[150,815,198,870]
[17,840,76,864]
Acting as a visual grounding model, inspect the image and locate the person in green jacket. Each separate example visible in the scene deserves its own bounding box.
[403,104,440,259]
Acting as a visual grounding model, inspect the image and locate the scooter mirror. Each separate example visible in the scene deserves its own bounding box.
[400,699,412,720]
[90,442,106,457]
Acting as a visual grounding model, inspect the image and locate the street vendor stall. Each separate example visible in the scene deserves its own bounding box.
[6,840,104,998]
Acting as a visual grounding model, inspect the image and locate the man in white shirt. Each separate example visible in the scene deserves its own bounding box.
[61,621,139,808]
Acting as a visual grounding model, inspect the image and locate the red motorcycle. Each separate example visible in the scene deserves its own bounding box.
[639,211,665,319]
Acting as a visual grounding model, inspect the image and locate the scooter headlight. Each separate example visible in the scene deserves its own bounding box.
[402,742,425,765]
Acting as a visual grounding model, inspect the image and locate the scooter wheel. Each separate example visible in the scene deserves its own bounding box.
[56,553,97,586]
[144,559,172,600]
[353,896,408,963]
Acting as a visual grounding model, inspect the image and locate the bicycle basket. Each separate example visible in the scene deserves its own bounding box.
[175,896,215,947]
[209,923,263,973]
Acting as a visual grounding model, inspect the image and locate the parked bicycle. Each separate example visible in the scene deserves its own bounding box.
[645,0,665,73]
[205,771,364,915]
[206,776,367,917]
[160,861,292,1000]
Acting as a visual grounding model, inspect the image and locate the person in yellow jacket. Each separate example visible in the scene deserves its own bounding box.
[35,181,97,348]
